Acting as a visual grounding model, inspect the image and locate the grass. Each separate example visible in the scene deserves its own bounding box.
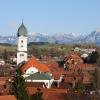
[0,45,16,52]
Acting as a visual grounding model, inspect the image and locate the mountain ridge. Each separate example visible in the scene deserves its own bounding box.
[0,29,100,45]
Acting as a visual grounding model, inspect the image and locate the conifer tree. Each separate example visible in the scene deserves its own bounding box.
[76,80,85,93]
[92,68,100,91]
[10,68,29,100]
[30,88,43,100]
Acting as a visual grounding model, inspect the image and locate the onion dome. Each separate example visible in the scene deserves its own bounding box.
[17,21,27,37]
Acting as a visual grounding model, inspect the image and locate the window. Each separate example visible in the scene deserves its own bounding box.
[21,40,23,43]
[20,54,24,56]
[46,82,48,86]
[31,71,34,74]
[22,54,24,56]
[21,45,23,47]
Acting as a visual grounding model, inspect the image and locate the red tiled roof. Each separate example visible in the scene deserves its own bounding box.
[27,87,68,100]
[52,72,61,80]
[44,93,66,100]
[0,77,10,81]
[48,62,60,72]
[83,74,92,84]
[68,64,94,71]
[64,77,75,83]
[0,95,16,100]
[67,53,83,64]
[21,57,50,73]
[27,87,67,95]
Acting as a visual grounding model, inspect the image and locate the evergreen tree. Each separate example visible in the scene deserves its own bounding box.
[10,68,29,100]
[76,80,85,93]
[30,88,43,100]
[97,56,100,67]
[3,49,8,62]
[92,68,100,91]
[89,51,99,63]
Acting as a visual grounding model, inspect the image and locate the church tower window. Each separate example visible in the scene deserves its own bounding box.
[21,40,23,43]
[21,45,23,47]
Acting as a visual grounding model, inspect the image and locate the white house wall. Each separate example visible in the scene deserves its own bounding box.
[25,67,38,74]
[26,79,54,88]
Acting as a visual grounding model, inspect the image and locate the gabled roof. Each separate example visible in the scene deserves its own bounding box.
[67,53,83,64]
[68,64,94,70]
[21,56,50,73]
[52,72,61,80]
[26,72,52,80]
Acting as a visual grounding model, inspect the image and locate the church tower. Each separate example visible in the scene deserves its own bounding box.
[17,22,28,65]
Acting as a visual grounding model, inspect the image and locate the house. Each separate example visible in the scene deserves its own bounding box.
[66,53,83,65]
[52,72,64,88]
[72,47,81,52]
[20,56,50,75]
[81,53,88,58]
[82,73,92,84]
[10,57,17,64]
[25,72,54,88]
[0,59,5,66]
[19,56,54,88]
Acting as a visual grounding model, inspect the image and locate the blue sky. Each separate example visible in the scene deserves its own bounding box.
[0,0,100,36]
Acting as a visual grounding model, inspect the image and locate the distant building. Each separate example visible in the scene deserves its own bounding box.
[0,59,5,65]
[17,21,28,65]
[81,53,88,58]
[66,53,83,64]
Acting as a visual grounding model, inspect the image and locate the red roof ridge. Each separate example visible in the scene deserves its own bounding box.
[21,56,50,73]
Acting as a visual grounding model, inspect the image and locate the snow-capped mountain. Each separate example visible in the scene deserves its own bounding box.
[0,36,17,44]
[28,32,49,43]
[52,33,75,43]
[0,29,99,45]
[84,28,100,45]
